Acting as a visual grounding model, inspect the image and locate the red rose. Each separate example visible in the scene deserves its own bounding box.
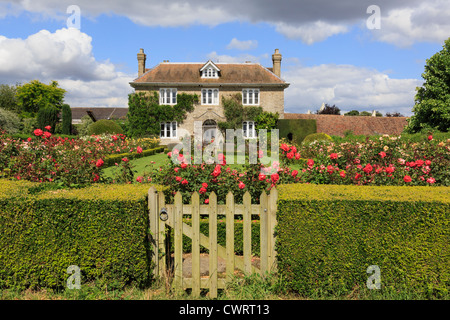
[330,153,338,160]
[363,164,373,174]
[379,151,386,158]
[428,135,433,141]
[181,163,188,169]
[327,165,334,174]
[355,173,362,180]
[212,164,221,177]
[96,159,104,168]
[271,173,279,183]
[238,181,245,189]
[202,182,208,188]
[43,131,52,139]
[425,160,431,166]
[122,157,129,162]
[307,159,314,167]
[136,176,143,183]
[205,199,209,204]
[44,125,51,131]
[34,129,43,136]
[175,176,182,182]
[199,187,207,194]
[181,179,188,185]
[27,137,32,142]
[286,151,294,159]
[280,144,289,152]
[259,173,266,181]
[137,146,143,154]
[340,171,346,178]
[403,175,412,183]
[427,177,436,184]
[292,170,298,177]
[295,153,301,160]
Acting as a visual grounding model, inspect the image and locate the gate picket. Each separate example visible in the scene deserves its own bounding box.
[148,188,277,297]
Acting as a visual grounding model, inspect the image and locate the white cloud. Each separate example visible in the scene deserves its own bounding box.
[275,21,349,44]
[371,1,450,47]
[226,38,258,50]
[283,63,422,116]
[206,51,268,63]
[0,28,133,108]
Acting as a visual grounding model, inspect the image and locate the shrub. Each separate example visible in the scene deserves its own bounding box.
[61,104,72,135]
[0,181,156,290]
[36,105,59,133]
[277,119,317,145]
[276,184,450,298]
[302,132,332,144]
[87,119,124,136]
[0,107,20,134]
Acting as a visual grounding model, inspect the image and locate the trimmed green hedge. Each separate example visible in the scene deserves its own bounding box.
[276,184,450,298]
[277,119,317,145]
[0,181,158,290]
[103,146,165,168]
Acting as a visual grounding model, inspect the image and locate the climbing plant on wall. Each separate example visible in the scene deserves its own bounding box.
[127,91,198,137]
[217,93,263,132]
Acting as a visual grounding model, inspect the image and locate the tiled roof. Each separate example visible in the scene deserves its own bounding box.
[131,62,288,86]
[71,107,128,120]
[284,113,409,137]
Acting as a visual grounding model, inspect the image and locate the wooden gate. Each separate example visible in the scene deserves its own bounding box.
[148,187,278,298]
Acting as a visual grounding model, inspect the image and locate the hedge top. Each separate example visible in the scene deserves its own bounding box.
[0,179,165,201]
[277,183,450,204]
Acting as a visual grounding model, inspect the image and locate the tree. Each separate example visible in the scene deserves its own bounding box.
[405,38,450,133]
[16,80,66,116]
[0,84,19,114]
[316,104,341,115]
[61,104,72,135]
[344,110,360,116]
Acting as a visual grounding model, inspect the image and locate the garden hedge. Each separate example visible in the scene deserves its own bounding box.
[0,180,160,290]
[277,119,317,145]
[276,184,450,298]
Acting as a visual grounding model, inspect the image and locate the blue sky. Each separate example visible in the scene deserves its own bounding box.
[0,1,449,116]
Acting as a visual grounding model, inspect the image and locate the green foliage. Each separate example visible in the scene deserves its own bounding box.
[36,104,59,133]
[359,111,372,116]
[276,184,450,298]
[317,104,340,115]
[255,111,279,130]
[102,147,165,168]
[61,104,72,135]
[406,38,450,133]
[277,119,317,145]
[218,94,263,132]
[344,110,360,116]
[15,80,66,116]
[0,107,20,134]
[86,119,124,136]
[302,132,332,144]
[127,91,198,137]
[0,84,19,114]
[75,115,94,137]
[20,118,37,135]
[0,181,154,290]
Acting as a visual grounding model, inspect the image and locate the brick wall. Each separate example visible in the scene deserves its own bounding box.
[284,113,409,137]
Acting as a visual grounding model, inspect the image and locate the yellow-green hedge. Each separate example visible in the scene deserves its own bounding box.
[0,180,162,290]
[276,184,450,298]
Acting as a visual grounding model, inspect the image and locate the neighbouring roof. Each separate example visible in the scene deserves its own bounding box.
[131,62,289,87]
[71,107,128,121]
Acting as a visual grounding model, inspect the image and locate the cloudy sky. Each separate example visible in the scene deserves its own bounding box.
[0,0,449,115]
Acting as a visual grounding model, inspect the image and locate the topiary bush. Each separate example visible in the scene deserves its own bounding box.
[302,132,332,144]
[87,119,124,136]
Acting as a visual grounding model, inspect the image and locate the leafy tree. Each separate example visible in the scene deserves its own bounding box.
[386,112,404,117]
[405,38,450,133]
[61,104,72,135]
[344,110,360,116]
[255,111,279,130]
[317,104,341,115]
[0,84,19,114]
[0,107,21,134]
[16,80,66,116]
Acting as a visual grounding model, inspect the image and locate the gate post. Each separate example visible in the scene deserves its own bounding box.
[148,186,160,279]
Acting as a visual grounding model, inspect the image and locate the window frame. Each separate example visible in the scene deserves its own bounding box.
[160,121,177,139]
[201,88,219,105]
[159,88,177,105]
[242,89,260,106]
[242,121,257,139]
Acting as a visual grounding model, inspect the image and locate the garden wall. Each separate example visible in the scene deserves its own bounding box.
[0,180,158,290]
[276,184,450,298]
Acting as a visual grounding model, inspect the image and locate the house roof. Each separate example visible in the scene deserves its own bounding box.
[131,62,289,87]
[71,107,128,121]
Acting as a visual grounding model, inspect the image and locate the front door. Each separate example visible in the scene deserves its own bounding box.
[202,119,217,143]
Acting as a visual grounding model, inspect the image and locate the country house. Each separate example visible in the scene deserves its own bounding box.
[129,48,290,144]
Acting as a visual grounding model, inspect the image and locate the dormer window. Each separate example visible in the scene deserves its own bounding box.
[200,60,220,79]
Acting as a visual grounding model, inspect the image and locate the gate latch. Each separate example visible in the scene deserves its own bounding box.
[159,208,168,221]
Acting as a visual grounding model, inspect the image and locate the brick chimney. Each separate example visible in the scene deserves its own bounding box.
[272,48,282,77]
[137,48,146,77]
